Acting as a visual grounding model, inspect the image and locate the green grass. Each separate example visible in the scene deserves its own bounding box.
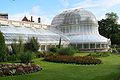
[0,53,120,80]
[74,53,89,56]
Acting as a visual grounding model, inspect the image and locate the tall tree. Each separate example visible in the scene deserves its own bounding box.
[105,12,119,23]
[98,12,120,45]
[0,31,7,61]
[58,37,61,48]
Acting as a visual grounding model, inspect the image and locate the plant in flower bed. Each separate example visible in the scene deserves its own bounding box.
[44,55,101,65]
[0,63,42,77]
[58,47,76,56]
[19,51,35,63]
[88,52,110,57]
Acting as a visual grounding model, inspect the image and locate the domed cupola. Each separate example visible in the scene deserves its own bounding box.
[51,8,111,51]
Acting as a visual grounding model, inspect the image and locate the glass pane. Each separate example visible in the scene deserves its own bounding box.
[83,44,89,48]
[90,44,95,48]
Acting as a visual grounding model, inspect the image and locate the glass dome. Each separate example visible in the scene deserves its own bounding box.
[51,8,98,27]
[51,8,110,51]
[51,8,99,35]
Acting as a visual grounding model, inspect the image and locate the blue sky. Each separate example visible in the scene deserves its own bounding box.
[0,0,120,24]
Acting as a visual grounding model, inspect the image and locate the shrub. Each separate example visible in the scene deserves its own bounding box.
[10,39,24,61]
[100,52,110,57]
[7,54,17,61]
[116,48,120,53]
[19,51,34,63]
[88,52,110,57]
[44,55,101,65]
[58,47,75,56]
[0,31,7,62]
[49,47,58,53]
[24,37,40,52]
[35,51,44,58]
[11,40,19,54]
[43,51,55,57]
[88,53,100,57]
[11,38,24,55]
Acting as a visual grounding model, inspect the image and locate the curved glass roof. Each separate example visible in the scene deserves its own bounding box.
[51,8,98,26]
[68,34,109,43]
[51,8,109,44]
[0,25,69,44]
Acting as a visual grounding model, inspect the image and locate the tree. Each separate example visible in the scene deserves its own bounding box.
[18,38,24,54]
[0,31,7,61]
[105,12,119,23]
[58,37,61,48]
[98,12,120,45]
[11,39,19,54]
[11,38,24,54]
[24,37,40,52]
[98,19,119,39]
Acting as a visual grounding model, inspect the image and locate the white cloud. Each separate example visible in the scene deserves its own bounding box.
[9,0,120,25]
[30,5,41,15]
[73,0,99,8]
[73,0,120,9]
[103,0,120,8]
[70,0,120,23]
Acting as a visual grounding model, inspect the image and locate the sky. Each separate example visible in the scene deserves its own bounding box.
[0,0,120,24]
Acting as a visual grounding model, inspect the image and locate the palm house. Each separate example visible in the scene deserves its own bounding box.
[51,8,110,51]
[0,8,110,52]
[0,18,69,51]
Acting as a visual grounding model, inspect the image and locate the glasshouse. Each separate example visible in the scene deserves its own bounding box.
[51,8,111,51]
[0,8,110,51]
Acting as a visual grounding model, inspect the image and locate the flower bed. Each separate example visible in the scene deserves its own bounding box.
[0,63,42,76]
[44,55,101,65]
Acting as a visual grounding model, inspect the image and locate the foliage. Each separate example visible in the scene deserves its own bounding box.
[99,52,110,57]
[42,51,55,57]
[98,12,120,45]
[112,45,120,53]
[98,19,118,38]
[58,47,75,56]
[18,38,24,54]
[49,47,58,53]
[35,51,44,58]
[110,45,119,53]
[24,37,40,52]
[0,31,7,62]
[19,51,34,63]
[1,54,120,80]
[10,38,24,61]
[11,39,19,54]
[105,12,119,23]
[88,52,110,57]
[88,53,100,57]
[116,48,120,53]
[35,51,55,58]
[58,37,61,48]
[44,55,101,65]
[0,63,42,76]
[7,54,17,61]
[110,32,120,45]
[11,38,24,54]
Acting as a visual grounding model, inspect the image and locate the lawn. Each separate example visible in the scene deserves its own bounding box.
[0,53,120,80]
